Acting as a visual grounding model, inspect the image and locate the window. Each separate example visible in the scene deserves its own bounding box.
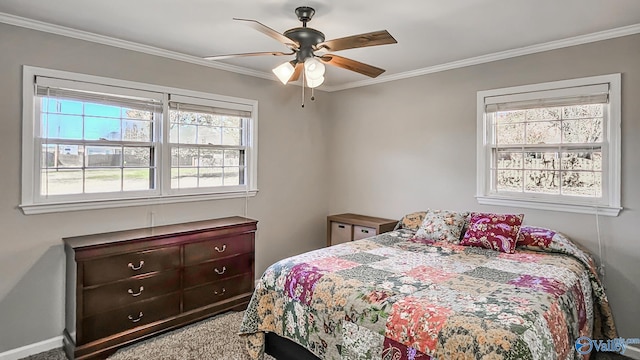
[21,66,258,214]
[476,74,621,216]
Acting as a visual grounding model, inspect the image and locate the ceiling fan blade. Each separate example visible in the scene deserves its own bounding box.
[233,18,299,49]
[316,30,397,52]
[204,51,295,61]
[319,54,386,78]
[289,62,303,82]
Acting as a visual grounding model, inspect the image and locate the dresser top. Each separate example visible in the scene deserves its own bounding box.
[63,216,257,249]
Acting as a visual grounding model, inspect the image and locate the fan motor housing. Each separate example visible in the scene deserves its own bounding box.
[284,27,325,62]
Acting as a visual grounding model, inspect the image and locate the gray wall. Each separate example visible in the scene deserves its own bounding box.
[0,23,329,351]
[325,34,640,337]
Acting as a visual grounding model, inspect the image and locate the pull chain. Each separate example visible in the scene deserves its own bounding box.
[301,70,305,108]
[311,87,315,101]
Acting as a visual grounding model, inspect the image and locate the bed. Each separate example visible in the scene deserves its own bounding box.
[239,213,616,360]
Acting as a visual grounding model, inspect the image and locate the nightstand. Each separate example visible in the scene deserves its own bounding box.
[326,213,398,246]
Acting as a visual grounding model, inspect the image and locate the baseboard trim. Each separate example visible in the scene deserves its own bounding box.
[0,336,63,360]
[625,345,640,360]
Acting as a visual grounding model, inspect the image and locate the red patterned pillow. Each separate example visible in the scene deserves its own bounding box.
[460,212,524,253]
[517,226,556,247]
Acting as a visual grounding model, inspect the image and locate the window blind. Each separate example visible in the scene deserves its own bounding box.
[485,83,609,113]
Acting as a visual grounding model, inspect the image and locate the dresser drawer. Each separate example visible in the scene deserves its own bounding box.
[184,253,253,289]
[184,234,252,265]
[330,222,352,245]
[82,292,180,344]
[183,273,253,312]
[83,246,180,286]
[353,225,377,240]
[83,269,180,317]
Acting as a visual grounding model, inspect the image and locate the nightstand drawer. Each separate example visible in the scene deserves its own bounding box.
[183,273,253,312]
[183,253,253,288]
[82,292,180,344]
[353,225,376,240]
[83,269,180,317]
[84,246,180,286]
[330,222,352,245]
[184,234,252,265]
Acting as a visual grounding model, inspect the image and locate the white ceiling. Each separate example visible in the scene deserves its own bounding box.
[1,0,640,89]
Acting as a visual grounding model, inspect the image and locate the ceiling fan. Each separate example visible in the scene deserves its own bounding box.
[204,6,397,89]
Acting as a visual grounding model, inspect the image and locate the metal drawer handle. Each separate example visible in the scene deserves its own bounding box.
[214,244,227,253]
[128,286,144,297]
[128,312,144,323]
[361,229,369,233]
[214,266,226,275]
[214,288,226,296]
[128,260,145,271]
[338,225,345,229]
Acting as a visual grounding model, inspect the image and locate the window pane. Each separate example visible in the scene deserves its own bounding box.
[562,119,602,143]
[524,152,559,170]
[222,117,241,128]
[495,110,526,124]
[43,98,83,115]
[563,104,603,119]
[224,150,241,166]
[84,103,121,118]
[496,169,522,192]
[496,123,524,145]
[526,107,561,121]
[524,170,559,194]
[561,151,602,171]
[86,146,122,167]
[222,128,241,146]
[44,145,84,168]
[170,110,197,124]
[178,124,197,144]
[123,168,152,191]
[41,169,83,195]
[172,167,198,189]
[526,121,561,144]
[198,113,222,127]
[198,149,222,167]
[85,169,122,193]
[85,117,121,140]
[123,147,151,167]
[171,147,197,166]
[197,126,221,145]
[42,114,83,139]
[199,167,223,187]
[123,120,151,142]
[223,167,240,186]
[561,171,602,197]
[495,151,522,169]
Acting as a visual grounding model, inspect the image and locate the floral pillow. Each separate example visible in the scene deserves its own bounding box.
[517,225,556,247]
[394,211,427,231]
[411,209,469,243]
[460,212,524,253]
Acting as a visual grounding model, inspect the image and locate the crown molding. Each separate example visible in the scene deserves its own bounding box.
[0,12,277,81]
[1,12,639,93]
[322,23,640,92]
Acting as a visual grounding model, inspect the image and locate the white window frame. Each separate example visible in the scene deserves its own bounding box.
[21,66,258,215]
[476,74,621,216]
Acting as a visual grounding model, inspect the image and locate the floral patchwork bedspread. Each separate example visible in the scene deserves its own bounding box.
[240,229,616,360]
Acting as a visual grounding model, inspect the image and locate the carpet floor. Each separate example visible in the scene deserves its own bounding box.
[22,311,274,360]
[20,311,631,360]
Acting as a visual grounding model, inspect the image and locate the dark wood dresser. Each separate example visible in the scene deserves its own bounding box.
[62,216,257,360]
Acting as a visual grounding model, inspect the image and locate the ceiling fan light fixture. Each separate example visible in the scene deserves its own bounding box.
[304,57,325,80]
[306,76,325,88]
[272,61,295,84]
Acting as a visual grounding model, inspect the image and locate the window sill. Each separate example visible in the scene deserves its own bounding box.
[20,190,258,215]
[476,196,621,216]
